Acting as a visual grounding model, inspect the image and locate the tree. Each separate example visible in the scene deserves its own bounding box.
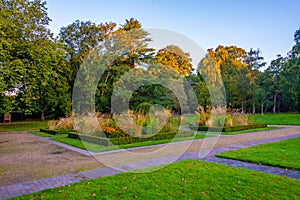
[245,48,266,113]
[0,0,71,119]
[202,45,247,110]
[185,74,211,110]
[280,28,300,112]
[265,55,285,113]
[155,45,193,76]
[59,20,116,85]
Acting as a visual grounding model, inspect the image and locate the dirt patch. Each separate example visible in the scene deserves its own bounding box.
[0,131,104,186]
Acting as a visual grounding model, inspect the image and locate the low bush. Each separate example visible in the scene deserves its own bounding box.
[40,129,57,135]
[197,124,267,132]
[40,128,74,135]
[68,130,194,146]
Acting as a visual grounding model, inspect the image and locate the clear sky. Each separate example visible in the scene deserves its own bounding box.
[46,0,300,67]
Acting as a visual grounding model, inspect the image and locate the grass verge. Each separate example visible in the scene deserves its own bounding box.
[250,113,300,125]
[30,131,207,152]
[216,137,300,170]
[11,160,300,199]
[0,121,48,132]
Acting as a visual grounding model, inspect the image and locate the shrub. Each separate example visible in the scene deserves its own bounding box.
[197,124,267,132]
[68,130,194,146]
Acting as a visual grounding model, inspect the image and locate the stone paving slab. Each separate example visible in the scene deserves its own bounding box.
[79,168,120,179]
[0,174,85,199]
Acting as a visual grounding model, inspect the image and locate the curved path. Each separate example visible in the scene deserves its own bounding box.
[1,126,300,199]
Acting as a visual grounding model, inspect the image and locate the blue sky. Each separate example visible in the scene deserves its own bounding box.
[46,0,300,67]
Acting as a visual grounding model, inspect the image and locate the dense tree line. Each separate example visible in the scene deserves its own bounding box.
[1,0,299,120]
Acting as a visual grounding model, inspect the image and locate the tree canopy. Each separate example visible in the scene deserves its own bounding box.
[1,0,300,119]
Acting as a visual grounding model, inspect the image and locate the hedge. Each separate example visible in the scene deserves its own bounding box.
[40,129,57,135]
[68,131,194,146]
[197,124,267,132]
[40,129,75,135]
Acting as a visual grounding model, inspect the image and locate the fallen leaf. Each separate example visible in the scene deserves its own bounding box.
[68,184,71,188]
[92,193,96,197]
[134,195,138,198]
[232,188,236,191]
[133,176,137,180]
[123,187,127,190]
[237,181,241,184]
[201,192,205,195]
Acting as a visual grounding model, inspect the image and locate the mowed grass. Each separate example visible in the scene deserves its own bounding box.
[250,113,300,125]
[30,131,208,152]
[11,160,300,200]
[216,137,300,170]
[185,113,300,125]
[0,121,48,132]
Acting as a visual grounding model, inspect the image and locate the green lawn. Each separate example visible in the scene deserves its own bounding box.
[185,113,300,126]
[11,160,300,200]
[216,137,300,170]
[0,121,48,132]
[30,131,208,152]
[250,113,300,125]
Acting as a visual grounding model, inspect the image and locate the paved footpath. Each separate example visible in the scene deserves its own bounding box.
[1,129,300,199]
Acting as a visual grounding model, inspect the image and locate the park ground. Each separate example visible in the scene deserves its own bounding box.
[0,114,299,199]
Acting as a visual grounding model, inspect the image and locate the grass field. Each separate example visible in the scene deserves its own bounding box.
[216,137,300,170]
[185,113,300,126]
[250,113,300,125]
[11,160,300,200]
[0,121,49,132]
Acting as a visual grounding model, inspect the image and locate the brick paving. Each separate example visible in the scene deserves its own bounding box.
[1,129,300,199]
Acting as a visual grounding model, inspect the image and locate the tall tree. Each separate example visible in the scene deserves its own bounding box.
[265,55,284,113]
[59,20,116,84]
[245,48,266,113]
[203,45,247,110]
[0,0,71,119]
[155,45,193,76]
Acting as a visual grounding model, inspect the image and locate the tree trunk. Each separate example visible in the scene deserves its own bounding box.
[41,110,45,121]
[273,94,277,114]
[261,104,264,116]
[101,73,111,96]
[252,89,256,114]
